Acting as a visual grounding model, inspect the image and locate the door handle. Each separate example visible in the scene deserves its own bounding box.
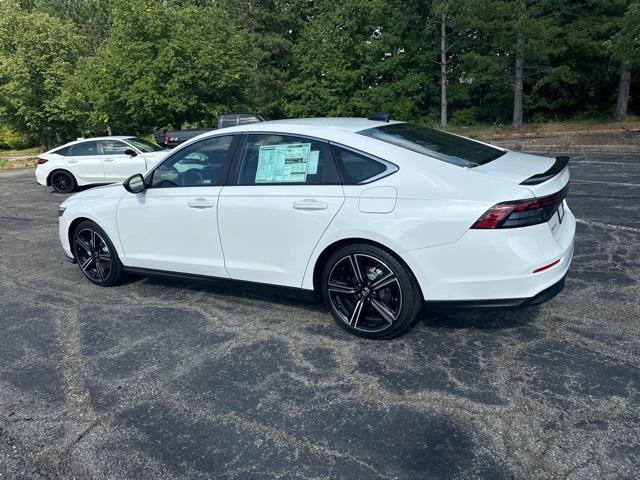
[292,199,329,211]
[103,158,115,162]
[187,198,215,209]
[67,159,79,164]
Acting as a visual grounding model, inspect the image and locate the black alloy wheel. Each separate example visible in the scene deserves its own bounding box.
[72,221,123,286]
[322,244,422,339]
[51,170,76,193]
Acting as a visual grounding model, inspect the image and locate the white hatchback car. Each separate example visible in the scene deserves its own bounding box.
[57,118,575,338]
[36,136,168,193]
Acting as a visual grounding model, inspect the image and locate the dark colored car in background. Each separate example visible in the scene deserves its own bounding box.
[154,112,267,148]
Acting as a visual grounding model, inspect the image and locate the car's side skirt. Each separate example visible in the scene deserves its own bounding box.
[122,266,319,303]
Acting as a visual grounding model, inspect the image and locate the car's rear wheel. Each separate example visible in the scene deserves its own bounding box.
[50,170,77,193]
[72,220,123,286]
[321,243,423,339]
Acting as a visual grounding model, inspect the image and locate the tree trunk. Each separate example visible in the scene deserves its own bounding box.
[512,33,525,129]
[614,69,631,121]
[440,12,447,127]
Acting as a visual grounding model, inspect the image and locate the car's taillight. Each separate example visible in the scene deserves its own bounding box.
[36,157,48,165]
[472,185,568,229]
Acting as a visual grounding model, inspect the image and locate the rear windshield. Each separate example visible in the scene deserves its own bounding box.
[358,123,506,167]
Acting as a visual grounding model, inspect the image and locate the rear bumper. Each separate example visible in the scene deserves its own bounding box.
[403,202,575,303]
[426,274,566,310]
[35,168,47,186]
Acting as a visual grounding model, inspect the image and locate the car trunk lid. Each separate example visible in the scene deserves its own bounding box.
[473,151,569,197]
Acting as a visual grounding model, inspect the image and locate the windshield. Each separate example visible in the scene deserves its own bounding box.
[126,137,163,152]
[358,123,506,167]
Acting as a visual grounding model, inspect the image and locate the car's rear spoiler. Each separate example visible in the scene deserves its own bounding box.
[520,156,569,186]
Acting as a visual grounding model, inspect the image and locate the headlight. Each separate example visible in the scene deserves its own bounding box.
[58,207,66,217]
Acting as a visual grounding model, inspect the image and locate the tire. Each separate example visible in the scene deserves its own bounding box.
[50,170,77,194]
[72,220,124,286]
[321,243,423,339]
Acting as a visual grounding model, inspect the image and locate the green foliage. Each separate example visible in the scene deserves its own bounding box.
[0,0,636,145]
[0,124,33,149]
[62,0,255,136]
[0,0,86,146]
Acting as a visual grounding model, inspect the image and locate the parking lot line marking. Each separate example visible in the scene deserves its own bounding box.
[576,218,640,233]
[571,179,640,187]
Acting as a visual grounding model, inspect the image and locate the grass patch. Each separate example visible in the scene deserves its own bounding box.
[445,116,640,140]
[0,146,39,169]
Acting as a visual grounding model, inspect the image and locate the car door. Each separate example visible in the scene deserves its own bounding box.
[116,135,237,276]
[100,139,147,181]
[64,141,104,183]
[218,133,345,287]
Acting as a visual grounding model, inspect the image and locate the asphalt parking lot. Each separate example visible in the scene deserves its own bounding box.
[1,152,639,479]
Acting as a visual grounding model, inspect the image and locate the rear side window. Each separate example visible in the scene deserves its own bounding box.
[53,146,70,156]
[236,134,340,185]
[69,141,99,156]
[358,123,506,168]
[331,146,387,184]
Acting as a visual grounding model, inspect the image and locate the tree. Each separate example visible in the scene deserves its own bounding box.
[0,1,86,147]
[610,3,640,120]
[63,0,255,136]
[285,0,438,121]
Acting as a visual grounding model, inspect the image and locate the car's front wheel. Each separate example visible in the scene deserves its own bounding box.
[321,244,423,339]
[72,220,123,286]
[50,170,77,194]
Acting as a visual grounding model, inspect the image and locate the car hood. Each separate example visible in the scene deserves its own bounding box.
[60,183,125,206]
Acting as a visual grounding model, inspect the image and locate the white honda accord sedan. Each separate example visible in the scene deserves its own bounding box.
[57,117,575,339]
[36,136,168,193]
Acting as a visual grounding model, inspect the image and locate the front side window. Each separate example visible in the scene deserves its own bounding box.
[100,140,129,155]
[331,146,388,184]
[151,136,233,188]
[236,134,339,185]
[358,123,506,168]
[69,141,99,156]
[126,137,163,152]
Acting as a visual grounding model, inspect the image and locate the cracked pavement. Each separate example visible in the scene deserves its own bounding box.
[0,152,639,479]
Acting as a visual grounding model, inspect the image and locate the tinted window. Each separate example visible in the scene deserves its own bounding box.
[151,136,233,188]
[237,134,339,185]
[100,140,129,155]
[53,146,70,156]
[126,137,163,152]
[331,146,387,184]
[69,141,99,156]
[358,123,506,167]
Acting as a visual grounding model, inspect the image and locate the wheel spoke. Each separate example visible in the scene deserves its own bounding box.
[328,283,358,294]
[349,299,365,327]
[349,255,364,284]
[80,256,95,272]
[90,230,97,250]
[75,238,92,255]
[371,273,397,291]
[370,298,396,325]
[95,260,106,281]
[97,253,111,262]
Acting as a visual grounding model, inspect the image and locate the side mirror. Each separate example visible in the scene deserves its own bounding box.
[123,173,146,194]
[124,148,137,157]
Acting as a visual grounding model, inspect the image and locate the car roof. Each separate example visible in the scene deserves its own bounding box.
[219,117,404,134]
[74,136,134,141]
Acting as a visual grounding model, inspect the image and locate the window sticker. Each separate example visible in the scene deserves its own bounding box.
[307,150,320,174]
[255,143,318,183]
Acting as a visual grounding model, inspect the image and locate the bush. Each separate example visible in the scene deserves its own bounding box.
[450,108,481,126]
[0,125,34,150]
